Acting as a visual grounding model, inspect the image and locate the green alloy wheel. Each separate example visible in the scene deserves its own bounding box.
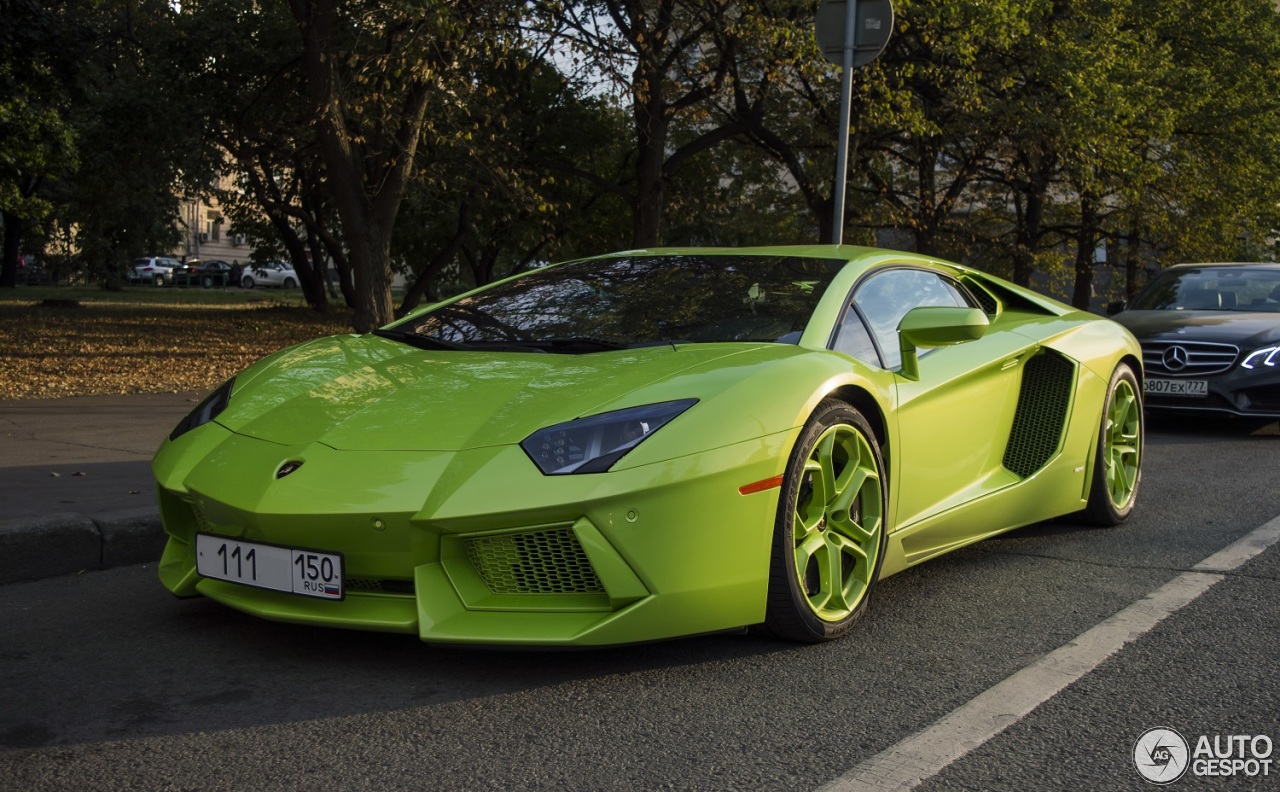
[1083,362,1142,526]
[764,400,886,642]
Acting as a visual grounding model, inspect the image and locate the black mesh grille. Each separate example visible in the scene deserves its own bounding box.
[1003,351,1075,478]
[465,528,605,595]
[346,578,415,595]
[970,285,999,316]
[190,503,213,532]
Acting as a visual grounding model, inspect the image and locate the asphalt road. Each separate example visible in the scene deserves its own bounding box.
[1,419,1277,791]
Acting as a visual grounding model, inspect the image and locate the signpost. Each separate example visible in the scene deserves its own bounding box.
[814,0,894,245]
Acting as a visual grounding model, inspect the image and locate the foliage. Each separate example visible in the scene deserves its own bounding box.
[5,0,1280,321]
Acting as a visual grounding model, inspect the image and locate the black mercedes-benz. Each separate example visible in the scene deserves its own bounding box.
[1110,262,1280,419]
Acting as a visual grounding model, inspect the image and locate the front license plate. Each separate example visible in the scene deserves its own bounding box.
[1144,377,1209,397]
[195,534,344,600]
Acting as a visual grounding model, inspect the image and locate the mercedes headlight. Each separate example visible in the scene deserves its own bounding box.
[520,400,697,475]
[169,378,235,441]
[1241,346,1279,370]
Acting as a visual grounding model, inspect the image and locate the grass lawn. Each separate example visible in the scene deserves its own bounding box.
[0,283,355,399]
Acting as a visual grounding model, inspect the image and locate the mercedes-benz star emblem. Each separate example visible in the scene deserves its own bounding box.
[1161,345,1189,372]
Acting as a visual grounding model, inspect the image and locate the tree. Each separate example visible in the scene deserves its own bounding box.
[285,0,516,332]
[388,47,638,313]
[0,0,80,287]
[534,0,797,246]
[173,0,345,310]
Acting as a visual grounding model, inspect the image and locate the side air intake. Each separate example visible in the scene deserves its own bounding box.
[1003,350,1075,478]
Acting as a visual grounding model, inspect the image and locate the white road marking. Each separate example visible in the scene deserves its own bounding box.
[816,514,1280,792]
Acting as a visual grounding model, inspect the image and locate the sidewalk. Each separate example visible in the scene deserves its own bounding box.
[0,392,203,584]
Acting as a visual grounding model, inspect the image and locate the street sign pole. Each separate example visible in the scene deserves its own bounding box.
[831,0,857,246]
[815,0,893,246]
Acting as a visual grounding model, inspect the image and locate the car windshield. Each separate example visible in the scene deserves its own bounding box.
[385,254,846,351]
[1130,266,1280,312]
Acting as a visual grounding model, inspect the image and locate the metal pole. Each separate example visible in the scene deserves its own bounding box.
[831,0,857,246]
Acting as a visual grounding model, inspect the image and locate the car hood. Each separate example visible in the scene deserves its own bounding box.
[1112,310,1280,347]
[215,333,762,451]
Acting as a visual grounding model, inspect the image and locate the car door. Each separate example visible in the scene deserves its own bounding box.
[834,266,1038,536]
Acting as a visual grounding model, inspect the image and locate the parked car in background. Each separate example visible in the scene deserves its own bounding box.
[129,257,183,285]
[17,255,51,285]
[1110,262,1280,420]
[179,259,237,288]
[241,261,298,289]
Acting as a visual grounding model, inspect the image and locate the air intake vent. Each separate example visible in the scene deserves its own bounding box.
[970,285,999,316]
[465,527,605,595]
[1003,351,1075,478]
[346,578,415,595]
[190,503,213,532]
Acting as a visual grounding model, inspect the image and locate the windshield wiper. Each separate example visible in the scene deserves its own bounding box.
[372,328,471,351]
[522,337,632,353]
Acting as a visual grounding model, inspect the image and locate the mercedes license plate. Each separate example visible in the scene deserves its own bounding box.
[196,534,344,599]
[1144,377,1208,397]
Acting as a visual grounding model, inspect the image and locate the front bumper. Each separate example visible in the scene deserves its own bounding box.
[154,423,793,646]
[1143,366,1280,419]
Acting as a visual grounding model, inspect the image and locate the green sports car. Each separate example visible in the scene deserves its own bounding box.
[155,245,1143,645]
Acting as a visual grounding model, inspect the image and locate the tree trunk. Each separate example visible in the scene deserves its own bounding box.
[631,57,667,247]
[398,218,468,316]
[290,0,429,333]
[1124,217,1142,299]
[1071,196,1100,310]
[1008,152,1056,286]
[914,142,939,255]
[305,232,336,301]
[325,238,355,308]
[268,214,327,310]
[349,231,396,332]
[1,210,22,289]
[1012,189,1044,287]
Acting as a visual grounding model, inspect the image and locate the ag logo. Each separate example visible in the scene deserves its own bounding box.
[1134,727,1190,784]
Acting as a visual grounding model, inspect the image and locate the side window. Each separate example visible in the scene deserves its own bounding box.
[832,309,880,365]
[851,269,970,370]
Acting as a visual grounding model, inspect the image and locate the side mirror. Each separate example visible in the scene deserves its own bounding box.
[897,306,990,381]
[1105,300,1127,316]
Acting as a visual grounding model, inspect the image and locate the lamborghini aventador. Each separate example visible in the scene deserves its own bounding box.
[155,246,1144,646]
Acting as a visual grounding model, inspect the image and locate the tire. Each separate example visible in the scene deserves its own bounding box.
[283,277,297,288]
[242,276,255,288]
[1081,362,1143,526]
[202,275,213,288]
[762,399,888,642]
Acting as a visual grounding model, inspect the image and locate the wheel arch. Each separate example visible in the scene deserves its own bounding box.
[827,383,889,465]
[1120,352,1143,387]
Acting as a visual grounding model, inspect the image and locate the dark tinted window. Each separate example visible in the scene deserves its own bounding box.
[389,255,846,350]
[1131,266,1280,312]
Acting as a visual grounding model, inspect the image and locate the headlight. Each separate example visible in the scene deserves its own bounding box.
[169,377,235,441]
[1241,346,1279,370]
[520,399,697,475]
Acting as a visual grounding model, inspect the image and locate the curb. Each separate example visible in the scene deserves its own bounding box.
[0,507,165,585]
